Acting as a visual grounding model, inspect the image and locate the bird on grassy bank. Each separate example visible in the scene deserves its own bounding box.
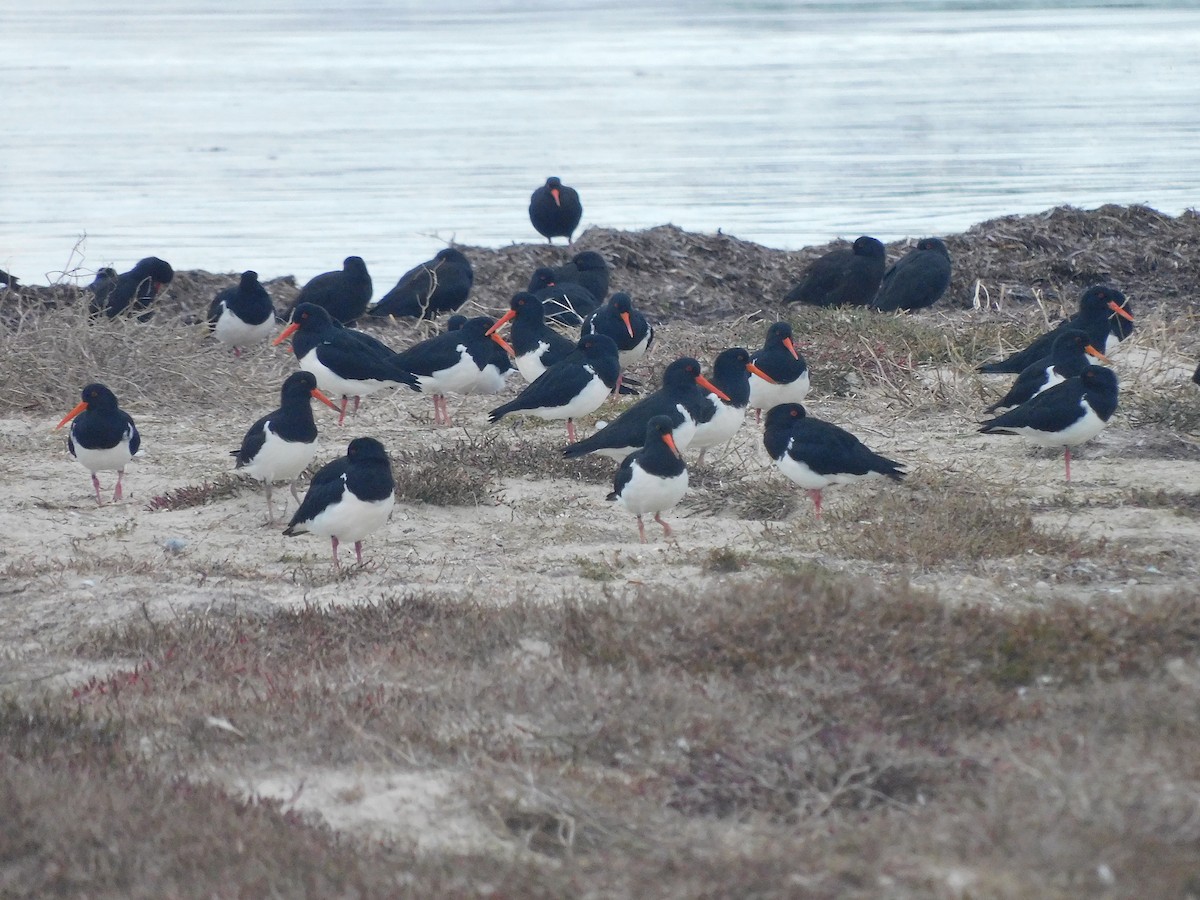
[582,292,653,370]
[977,285,1134,374]
[88,256,174,320]
[447,315,513,394]
[208,270,276,355]
[983,328,1109,414]
[690,348,776,465]
[607,415,688,543]
[488,334,620,443]
[368,248,473,320]
[979,366,1119,482]
[287,256,373,325]
[527,266,599,326]
[871,237,952,312]
[748,322,810,422]
[232,371,339,524]
[56,383,141,505]
[529,176,583,244]
[763,403,905,520]
[284,437,395,568]
[784,236,886,308]
[562,357,729,461]
[540,250,610,303]
[274,303,418,425]
[392,316,513,425]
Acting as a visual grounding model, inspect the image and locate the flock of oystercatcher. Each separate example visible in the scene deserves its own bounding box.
[50,177,1151,566]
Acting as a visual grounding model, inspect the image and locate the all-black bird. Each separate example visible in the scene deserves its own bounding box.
[56,383,141,504]
[532,250,610,304]
[983,328,1109,414]
[979,366,1119,482]
[527,266,599,326]
[562,357,729,461]
[784,236,886,307]
[232,371,339,524]
[607,415,689,544]
[368,248,474,320]
[89,257,174,319]
[208,270,276,355]
[284,436,395,568]
[747,321,811,421]
[977,285,1134,374]
[87,268,118,293]
[529,176,583,244]
[764,403,905,519]
[0,269,19,288]
[871,237,952,312]
[287,256,373,325]
[488,334,620,442]
[1193,362,1200,386]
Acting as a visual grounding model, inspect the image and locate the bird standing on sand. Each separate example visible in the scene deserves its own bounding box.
[232,371,339,524]
[979,366,1119,482]
[208,270,276,355]
[871,237,952,312]
[582,292,654,369]
[977,285,1134,374]
[284,437,395,568]
[56,383,141,504]
[369,248,473,320]
[287,256,373,325]
[607,415,689,543]
[763,403,905,519]
[784,236,886,307]
[689,348,776,465]
[88,257,174,319]
[983,328,1109,414]
[748,322,810,421]
[529,176,583,244]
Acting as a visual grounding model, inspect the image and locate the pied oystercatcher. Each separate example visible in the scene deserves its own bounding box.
[983,328,1109,414]
[56,383,141,504]
[748,321,811,421]
[208,270,276,355]
[392,316,513,425]
[607,415,689,543]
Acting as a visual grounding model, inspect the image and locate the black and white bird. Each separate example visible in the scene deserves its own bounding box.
[871,237,952,312]
[540,250,610,304]
[582,292,654,370]
[284,437,396,568]
[56,383,141,504]
[979,366,1119,482]
[529,176,583,244]
[488,334,620,442]
[368,248,474,320]
[231,371,339,524]
[607,415,689,544]
[983,328,1109,414]
[274,303,418,425]
[748,321,811,421]
[447,315,513,397]
[784,236,886,307]
[763,403,905,519]
[527,266,599,326]
[208,270,276,355]
[287,256,373,325]
[689,347,775,465]
[978,285,1134,374]
[88,257,174,319]
[562,357,729,461]
[487,292,578,384]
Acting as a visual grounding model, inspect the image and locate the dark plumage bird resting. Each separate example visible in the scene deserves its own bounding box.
[529,176,583,244]
[369,248,473,320]
[89,257,174,319]
[532,250,610,303]
[871,237,952,312]
[983,328,1108,414]
[977,285,1134,374]
[56,383,141,504]
[607,415,689,543]
[208,270,276,354]
[582,292,653,369]
[288,256,373,325]
[784,236,886,307]
[391,316,512,425]
[527,266,599,326]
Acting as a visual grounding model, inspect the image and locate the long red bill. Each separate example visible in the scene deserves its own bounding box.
[696,374,731,402]
[56,401,88,430]
[1084,345,1111,363]
[746,362,777,384]
[490,331,515,356]
[620,310,634,338]
[486,309,516,335]
[783,336,799,360]
[662,432,681,458]
[551,187,561,207]
[273,322,300,346]
[1108,301,1134,322]
[311,389,340,411]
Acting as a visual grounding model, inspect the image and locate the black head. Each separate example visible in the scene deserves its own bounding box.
[609,292,633,315]
[764,403,808,429]
[1079,366,1119,391]
[460,316,497,339]
[528,268,557,291]
[545,176,563,189]
[572,251,606,272]
[132,256,174,284]
[280,370,320,399]
[577,333,619,358]
[917,237,949,256]
[238,270,260,289]
[1052,328,1090,352]
[343,256,369,275]
[510,291,544,316]
[79,382,121,409]
[712,347,751,377]
[435,248,464,263]
[765,321,794,344]
[345,436,390,463]
[290,302,335,328]
[644,414,679,451]
[852,236,886,259]
[662,357,704,389]
[1079,284,1128,314]
[446,314,468,332]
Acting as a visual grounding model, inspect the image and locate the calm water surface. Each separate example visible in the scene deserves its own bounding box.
[3,1,1199,285]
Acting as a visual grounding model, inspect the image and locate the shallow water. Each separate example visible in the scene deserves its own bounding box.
[3,1,1199,285]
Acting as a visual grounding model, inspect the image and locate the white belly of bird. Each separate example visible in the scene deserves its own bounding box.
[298,490,395,542]
[689,399,744,451]
[74,439,133,474]
[619,332,651,367]
[615,464,688,517]
[416,352,482,396]
[749,370,810,412]
[1012,399,1109,448]
[1035,367,1066,396]
[514,346,550,383]
[213,307,274,348]
[240,427,317,483]
[470,363,510,396]
[532,371,610,421]
[300,350,391,400]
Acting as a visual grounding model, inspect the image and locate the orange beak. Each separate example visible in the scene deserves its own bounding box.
[746,362,777,384]
[783,336,799,360]
[620,310,634,338]
[662,432,681,458]
[1084,344,1111,364]
[551,187,561,207]
[56,400,87,430]
[1108,301,1134,322]
[486,309,516,335]
[696,374,731,402]
[311,388,340,411]
[490,331,515,357]
[273,321,300,346]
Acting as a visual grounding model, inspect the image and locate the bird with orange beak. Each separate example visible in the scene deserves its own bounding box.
[528,176,583,244]
[56,383,140,504]
[608,415,689,543]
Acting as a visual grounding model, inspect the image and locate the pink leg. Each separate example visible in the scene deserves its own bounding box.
[352,396,361,416]
[636,515,647,543]
[441,395,454,427]
[91,473,104,505]
[1064,447,1072,482]
[354,541,364,565]
[612,372,623,400]
[233,346,243,358]
[331,536,341,569]
[654,512,673,538]
[337,397,349,426]
[755,408,762,424]
[808,489,823,520]
[113,469,125,502]
[696,448,707,466]
[567,419,576,443]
